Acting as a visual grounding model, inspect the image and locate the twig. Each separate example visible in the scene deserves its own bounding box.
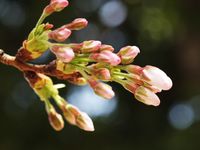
[0,49,79,80]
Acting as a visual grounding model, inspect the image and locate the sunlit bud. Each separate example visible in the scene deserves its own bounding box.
[118,46,140,64]
[68,77,88,86]
[100,44,114,52]
[134,86,160,106]
[125,65,143,75]
[122,82,139,94]
[51,46,74,63]
[89,80,115,99]
[144,84,162,93]
[61,104,81,125]
[44,0,69,15]
[50,0,69,12]
[76,112,95,132]
[49,28,71,42]
[141,65,173,90]
[81,40,101,53]
[90,50,121,66]
[48,107,64,131]
[92,68,111,81]
[65,18,88,30]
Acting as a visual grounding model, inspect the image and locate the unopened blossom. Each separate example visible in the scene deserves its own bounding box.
[100,44,114,52]
[48,107,65,131]
[134,86,160,106]
[118,46,140,64]
[141,65,173,91]
[81,40,102,53]
[90,50,121,66]
[125,65,143,75]
[62,104,81,125]
[76,112,95,132]
[51,0,69,11]
[51,46,75,63]
[49,27,71,42]
[44,0,69,15]
[89,79,115,99]
[91,68,111,81]
[65,18,88,30]
[122,82,139,94]
[61,104,94,131]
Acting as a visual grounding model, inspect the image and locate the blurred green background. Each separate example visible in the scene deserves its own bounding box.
[0,0,200,150]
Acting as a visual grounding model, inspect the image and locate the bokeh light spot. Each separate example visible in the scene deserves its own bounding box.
[0,1,26,28]
[168,103,194,130]
[99,1,127,27]
[67,85,118,118]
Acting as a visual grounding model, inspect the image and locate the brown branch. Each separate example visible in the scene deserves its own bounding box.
[0,49,80,80]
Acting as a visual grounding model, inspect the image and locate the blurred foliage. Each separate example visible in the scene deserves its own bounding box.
[0,0,200,150]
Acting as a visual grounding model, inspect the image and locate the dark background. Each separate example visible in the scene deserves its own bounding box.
[0,0,200,150]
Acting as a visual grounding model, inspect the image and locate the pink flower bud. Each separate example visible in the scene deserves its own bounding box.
[89,80,115,99]
[62,104,81,125]
[50,0,69,12]
[76,112,95,132]
[125,65,143,75]
[49,28,71,42]
[118,46,140,64]
[51,46,75,63]
[100,44,114,52]
[44,0,69,15]
[92,68,111,81]
[90,51,121,66]
[134,86,160,106]
[81,40,101,53]
[65,18,88,30]
[62,104,94,131]
[48,108,65,131]
[122,82,139,94]
[141,65,173,91]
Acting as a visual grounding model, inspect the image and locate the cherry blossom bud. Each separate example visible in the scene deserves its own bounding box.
[65,18,88,30]
[89,80,115,99]
[44,0,69,15]
[90,50,121,66]
[134,86,160,106]
[49,28,71,42]
[76,112,95,132]
[92,68,111,81]
[81,40,101,53]
[122,82,139,94]
[62,104,81,125]
[50,0,69,12]
[125,65,143,75]
[100,44,114,52]
[62,104,94,131]
[48,107,64,131]
[141,65,173,91]
[118,46,140,64]
[51,46,74,63]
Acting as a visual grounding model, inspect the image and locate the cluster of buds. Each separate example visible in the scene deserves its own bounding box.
[24,71,94,131]
[14,0,172,131]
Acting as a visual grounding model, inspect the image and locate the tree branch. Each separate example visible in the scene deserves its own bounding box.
[0,49,80,80]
